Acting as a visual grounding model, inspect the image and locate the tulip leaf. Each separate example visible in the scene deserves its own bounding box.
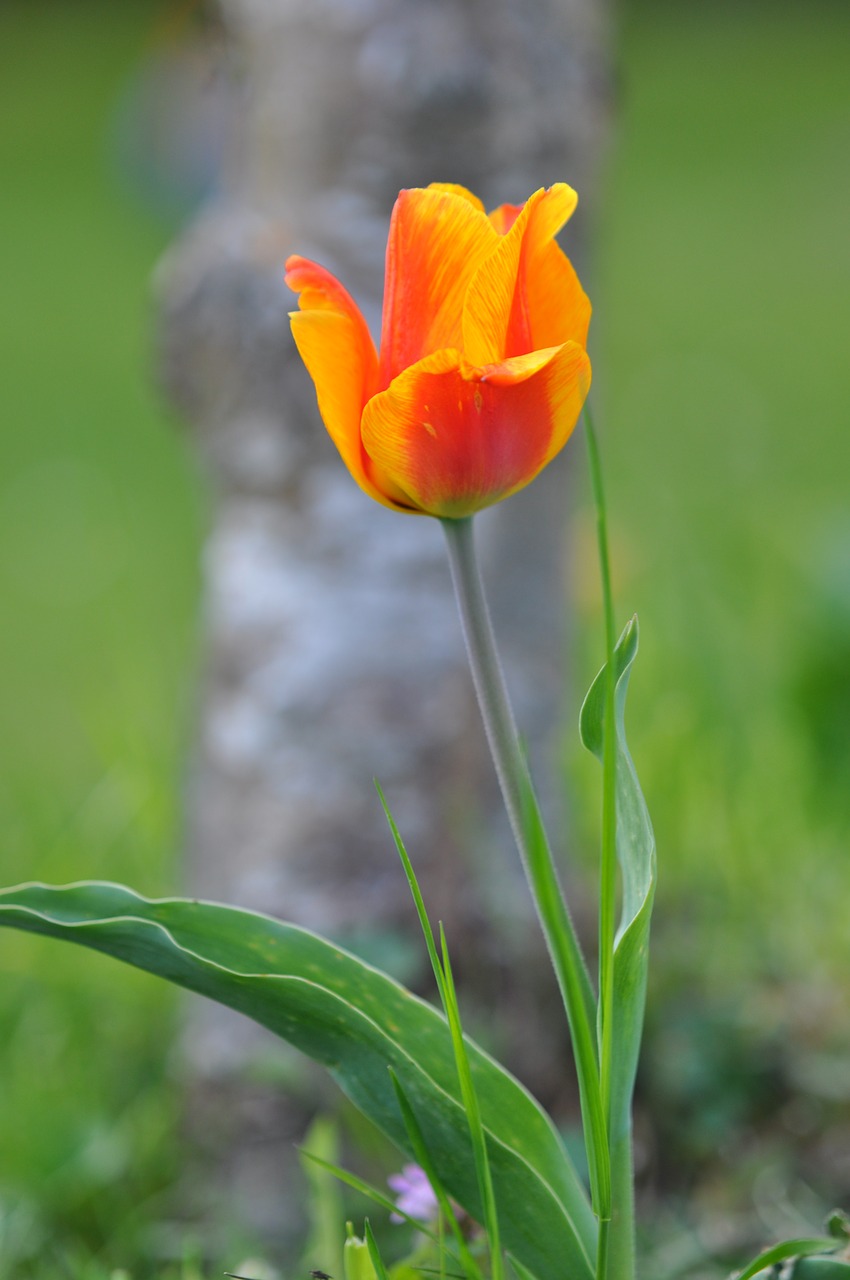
[579,616,656,1149]
[0,881,596,1280]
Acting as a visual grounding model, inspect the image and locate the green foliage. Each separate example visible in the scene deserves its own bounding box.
[345,1226,381,1280]
[580,618,655,1277]
[0,883,596,1280]
[580,619,655,1152]
[575,0,850,1245]
[388,1073,482,1280]
[733,1237,846,1280]
[300,1149,442,1245]
[378,789,501,1279]
[590,0,850,994]
[2,0,849,1271]
[300,1118,346,1280]
[363,1220,391,1280]
[0,0,202,1268]
[731,1211,850,1280]
[791,1262,850,1279]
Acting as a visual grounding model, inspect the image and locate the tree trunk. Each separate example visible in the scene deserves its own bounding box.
[156,0,611,1250]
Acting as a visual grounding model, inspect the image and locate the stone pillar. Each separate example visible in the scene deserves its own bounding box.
[156,0,611,1247]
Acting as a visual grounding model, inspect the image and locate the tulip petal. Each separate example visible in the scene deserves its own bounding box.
[488,202,523,236]
[427,182,486,213]
[524,239,591,353]
[286,255,377,348]
[286,255,403,509]
[361,342,591,519]
[378,188,499,389]
[463,184,588,365]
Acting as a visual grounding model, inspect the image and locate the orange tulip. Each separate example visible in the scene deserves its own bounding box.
[286,182,591,519]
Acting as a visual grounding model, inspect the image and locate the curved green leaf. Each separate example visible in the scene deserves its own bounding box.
[732,1236,843,1280]
[0,881,596,1280]
[580,616,656,1145]
[580,617,654,1274]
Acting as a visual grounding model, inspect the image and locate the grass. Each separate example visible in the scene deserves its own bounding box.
[586,0,850,989]
[0,0,849,1273]
[0,0,203,1271]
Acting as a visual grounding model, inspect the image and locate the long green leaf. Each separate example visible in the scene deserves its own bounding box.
[0,881,596,1280]
[581,617,655,1143]
[580,617,656,1273]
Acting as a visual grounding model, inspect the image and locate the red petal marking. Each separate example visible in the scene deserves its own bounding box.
[360,341,591,518]
[488,203,524,235]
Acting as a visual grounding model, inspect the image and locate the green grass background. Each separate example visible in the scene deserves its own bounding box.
[0,0,848,1273]
[580,0,850,1256]
[593,0,850,983]
[0,0,203,1270]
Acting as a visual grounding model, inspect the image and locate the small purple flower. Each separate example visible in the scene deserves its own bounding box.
[387,1163,439,1224]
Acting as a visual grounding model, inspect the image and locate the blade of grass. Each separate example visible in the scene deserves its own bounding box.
[345,1223,379,1280]
[300,1149,443,1247]
[364,1220,391,1280]
[438,1210,448,1280]
[378,783,597,1278]
[438,926,502,1280]
[507,1259,538,1280]
[376,784,443,995]
[410,1270,466,1279]
[378,786,500,1279]
[389,1069,484,1280]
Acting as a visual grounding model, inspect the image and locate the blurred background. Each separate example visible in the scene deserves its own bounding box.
[0,0,848,1276]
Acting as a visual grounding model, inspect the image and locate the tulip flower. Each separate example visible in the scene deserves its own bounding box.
[286,182,591,519]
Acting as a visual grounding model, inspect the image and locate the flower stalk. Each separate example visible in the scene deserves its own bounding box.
[441,515,611,1228]
[584,405,641,1280]
[285,175,646,1279]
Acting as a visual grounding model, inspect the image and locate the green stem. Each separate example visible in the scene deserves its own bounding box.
[441,516,610,1225]
[583,406,618,1117]
[584,404,634,1280]
[608,1130,636,1280]
[596,1218,610,1280]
